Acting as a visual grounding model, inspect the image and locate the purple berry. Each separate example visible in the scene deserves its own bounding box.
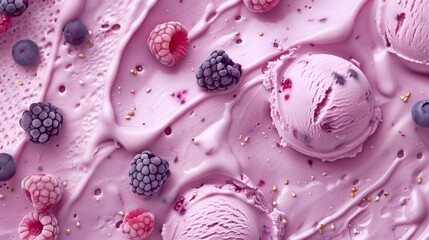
[0,153,16,181]
[12,39,40,66]
[63,20,88,46]
[0,0,29,17]
[412,100,429,127]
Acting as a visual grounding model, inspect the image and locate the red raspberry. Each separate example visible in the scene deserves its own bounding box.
[21,173,64,212]
[0,14,11,34]
[243,0,279,12]
[147,21,189,67]
[18,211,59,240]
[120,209,155,239]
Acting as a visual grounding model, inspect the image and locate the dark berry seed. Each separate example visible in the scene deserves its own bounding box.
[0,153,16,181]
[412,100,429,128]
[12,39,40,66]
[0,0,29,17]
[63,20,88,46]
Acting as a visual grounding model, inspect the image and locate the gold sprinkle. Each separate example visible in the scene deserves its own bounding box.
[146,87,152,93]
[259,32,264,36]
[318,224,324,234]
[367,197,371,202]
[374,196,380,202]
[353,228,360,235]
[272,200,277,206]
[417,177,423,184]
[351,187,358,192]
[78,53,85,58]
[130,69,137,75]
[234,31,240,36]
[291,192,297,197]
[284,180,289,185]
[350,192,356,198]
[62,181,68,187]
[281,218,287,224]
[400,92,411,102]
[65,229,71,234]
[118,211,125,216]
[384,191,389,196]
[0,194,4,200]
[243,136,250,143]
[272,185,277,191]
[87,39,94,45]
[330,224,335,230]
[124,115,132,120]
[18,81,24,86]
[76,221,81,228]
[130,89,135,94]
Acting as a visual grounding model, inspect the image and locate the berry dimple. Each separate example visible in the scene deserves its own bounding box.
[18,211,59,240]
[147,21,189,66]
[243,0,279,12]
[0,14,11,34]
[120,209,155,240]
[21,173,64,212]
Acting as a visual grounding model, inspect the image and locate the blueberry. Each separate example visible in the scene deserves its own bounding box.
[412,100,429,127]
[63,20,88,46]
[0,153,16,181]
[12,39,40,66]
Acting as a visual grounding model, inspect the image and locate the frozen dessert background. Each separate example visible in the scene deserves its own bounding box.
[1,0,429,239]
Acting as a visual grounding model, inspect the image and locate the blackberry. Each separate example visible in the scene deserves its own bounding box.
[129,151,170,197]
[0,153,16,181]
[12,39,40,66]
[0,0,29,17]
[63,20,88,46]
[196,50,242,91]
[19,102,63,143]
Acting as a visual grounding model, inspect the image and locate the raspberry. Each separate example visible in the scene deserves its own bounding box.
[0,0,29,17]
[18,211,59,240]
[21,173,64,212]
[129,150,170,197]
[196,50,242,91]
[0,14,11,34]
[243,0,279,12]
[19,102,63,143]
[147,21,189,67]
[120,209,155,240]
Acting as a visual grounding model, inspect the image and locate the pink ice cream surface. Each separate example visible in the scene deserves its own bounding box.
[378,0,429,68]
[264,53,381,161]
[161,178,286,240]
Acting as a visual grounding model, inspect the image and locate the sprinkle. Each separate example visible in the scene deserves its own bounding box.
[146,87,152,93]
[330,224,335,230]
[291,192,297,197]
[353,228,360,235]
[88,30,92,35]
[62,181,68,187]
[76,221,81,228]
[297,8,302,13]
[417,177,423,184]
[272,200,277,206]
[398,130,405,136]
[128,111,135,116]
[281,218,287,224]
[272,185,277,191]
[322,172,328,176]
[130,89,135,94]
[130,69,137,75]
[351,187,358,192]
[78,53,85,58]
[318,224,324,234]
[79,80,84,85]
[65,229,71,235]
[234,31,240,36]
[374,196,380,202]
[243,136,250,143]
[384,191,389,196]
[400,92,411,102]
[284,180,289,185]
[118,211,125,216]
[0,194,4,200]
[124,115,132,120]
[367,197,371,202]
[87,39,94,45]
[259,32,264,36]
[18,81,23,86]
[350,192,356,198]
[277,46,283,51]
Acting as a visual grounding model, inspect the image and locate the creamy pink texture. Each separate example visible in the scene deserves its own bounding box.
[265,53,381,161]
[1,0,429,239]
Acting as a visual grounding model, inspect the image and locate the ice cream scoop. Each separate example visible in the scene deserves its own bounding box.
[377,0,429,72]
[264,53,381,161]
[161,176,286,240]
